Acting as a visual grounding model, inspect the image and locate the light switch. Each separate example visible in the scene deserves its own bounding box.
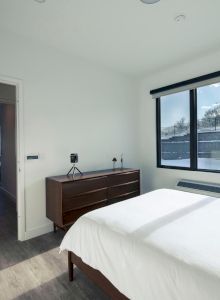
[27,154,39,160]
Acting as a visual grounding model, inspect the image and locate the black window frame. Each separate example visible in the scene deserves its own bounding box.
[155,76,220,174]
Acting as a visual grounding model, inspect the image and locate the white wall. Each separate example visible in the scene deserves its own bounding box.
[0,28,139,239]
[139,50,220,194]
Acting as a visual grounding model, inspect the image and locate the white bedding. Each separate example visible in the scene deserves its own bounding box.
[60,188,220,300]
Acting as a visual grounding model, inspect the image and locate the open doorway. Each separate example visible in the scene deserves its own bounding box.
[0,79,24,241]
[0,83,17,241]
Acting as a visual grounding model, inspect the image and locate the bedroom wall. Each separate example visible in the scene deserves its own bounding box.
[139,50,220,193]
[0,28,139,239]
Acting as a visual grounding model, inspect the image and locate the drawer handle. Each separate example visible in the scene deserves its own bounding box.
[111,172,138,176]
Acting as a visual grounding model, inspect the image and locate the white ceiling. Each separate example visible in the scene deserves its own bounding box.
[0,0,220,76]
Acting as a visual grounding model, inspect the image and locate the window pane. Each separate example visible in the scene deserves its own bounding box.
[197,83,220,170]
[160,91,190,168]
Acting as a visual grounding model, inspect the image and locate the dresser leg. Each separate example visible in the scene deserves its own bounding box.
[53,223,57,233]
[68,251,74,281]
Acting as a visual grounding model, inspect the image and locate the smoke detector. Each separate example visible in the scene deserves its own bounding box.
[175,15,186,23]
[34,0,46,3]
[140,0,160,4]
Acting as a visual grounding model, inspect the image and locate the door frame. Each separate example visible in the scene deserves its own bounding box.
[0,75,25,241]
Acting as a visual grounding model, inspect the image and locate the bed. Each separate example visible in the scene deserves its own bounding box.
[60,188,220,300]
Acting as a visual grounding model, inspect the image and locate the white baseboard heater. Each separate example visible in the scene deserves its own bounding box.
[177,179,220,195]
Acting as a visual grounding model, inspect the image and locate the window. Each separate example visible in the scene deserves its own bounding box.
[160,91,190,168]
[154,71,220,172]
[197,83,220,171]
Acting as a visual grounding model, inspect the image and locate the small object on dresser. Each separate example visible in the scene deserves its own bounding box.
[120,153,124,169]
[67,153,83,177]
[70,153,78,163]
[112,157,117,170]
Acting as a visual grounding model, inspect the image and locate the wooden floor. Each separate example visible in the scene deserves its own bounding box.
[0,192,109,300]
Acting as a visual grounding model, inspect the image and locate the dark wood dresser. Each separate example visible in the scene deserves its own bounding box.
[46,168,140,231]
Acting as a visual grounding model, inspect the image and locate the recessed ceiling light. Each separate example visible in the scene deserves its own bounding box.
[140,0,160,4]
[175,14,186,23]
[34,0,46,3]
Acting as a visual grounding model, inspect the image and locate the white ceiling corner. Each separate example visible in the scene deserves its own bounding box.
[0,0,220,76]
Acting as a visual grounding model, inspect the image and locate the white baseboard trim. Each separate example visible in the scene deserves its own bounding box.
[25,223,53,240]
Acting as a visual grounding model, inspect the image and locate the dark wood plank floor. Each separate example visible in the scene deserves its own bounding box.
[0,192,110,300]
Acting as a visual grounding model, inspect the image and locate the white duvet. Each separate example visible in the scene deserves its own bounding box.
[60,189,220,300]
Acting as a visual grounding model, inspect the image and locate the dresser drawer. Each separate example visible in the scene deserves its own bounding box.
[107,171,139,187]
[63,188,107,212]
[63,176,107,197]
[63,202,106,225]
[108,181,139,199]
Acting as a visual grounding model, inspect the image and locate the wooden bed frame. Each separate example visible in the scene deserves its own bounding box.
[68,251,128,300]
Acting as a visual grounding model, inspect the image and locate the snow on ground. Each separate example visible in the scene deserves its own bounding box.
[161,158,220,170]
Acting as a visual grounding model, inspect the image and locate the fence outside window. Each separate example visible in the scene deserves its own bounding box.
[161,116,220,139]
